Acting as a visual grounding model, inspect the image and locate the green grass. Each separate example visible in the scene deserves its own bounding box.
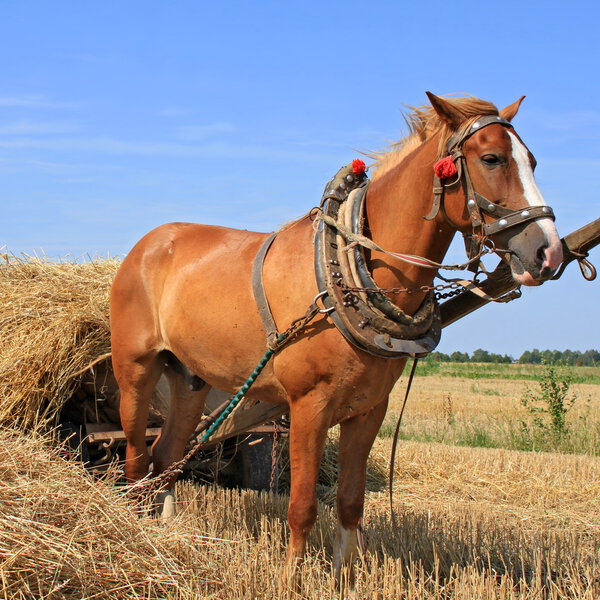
[416,360,600,384]
[380,414,600,455]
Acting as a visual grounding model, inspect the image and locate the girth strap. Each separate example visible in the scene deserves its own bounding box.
[252,232,279,349]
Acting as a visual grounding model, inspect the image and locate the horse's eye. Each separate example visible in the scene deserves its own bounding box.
[481,154,501,165]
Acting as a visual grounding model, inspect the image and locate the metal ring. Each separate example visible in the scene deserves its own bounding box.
[313,290,335,314]
[482,237,497,252]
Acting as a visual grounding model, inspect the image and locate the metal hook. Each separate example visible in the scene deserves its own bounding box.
[313,290,335,314]
[578,256,597,281]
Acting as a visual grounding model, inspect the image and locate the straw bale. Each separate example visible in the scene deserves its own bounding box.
[0,255,119,430]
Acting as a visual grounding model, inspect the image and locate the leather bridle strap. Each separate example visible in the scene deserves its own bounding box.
[252,232,280,349]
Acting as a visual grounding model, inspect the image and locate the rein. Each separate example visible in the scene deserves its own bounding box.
[388,358,419,529]
[316,209,495,272]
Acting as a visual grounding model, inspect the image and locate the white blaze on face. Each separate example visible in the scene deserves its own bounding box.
[508,131,562,271]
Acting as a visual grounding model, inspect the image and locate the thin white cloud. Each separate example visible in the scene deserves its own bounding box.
[0,120,78,135]
[175,122,237,140]
[57,52,111,64]
[0,135,336,162]
[0,94,78,109]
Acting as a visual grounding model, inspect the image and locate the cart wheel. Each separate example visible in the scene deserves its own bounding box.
[239,435,275,492]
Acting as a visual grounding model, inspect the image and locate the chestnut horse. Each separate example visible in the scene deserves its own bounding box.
[110,93,562,582]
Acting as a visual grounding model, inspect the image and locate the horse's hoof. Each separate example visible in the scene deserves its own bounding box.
[155,488,177,520]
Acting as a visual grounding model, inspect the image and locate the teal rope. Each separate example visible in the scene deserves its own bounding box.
[201,332,287,442]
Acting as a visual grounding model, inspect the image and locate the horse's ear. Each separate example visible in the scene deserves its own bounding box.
[426,91,464,129]
[499,96,526,122]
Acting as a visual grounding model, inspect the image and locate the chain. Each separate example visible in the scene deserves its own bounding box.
[270,302,321,351]
[337,279,469,301]
[337,274,522,305]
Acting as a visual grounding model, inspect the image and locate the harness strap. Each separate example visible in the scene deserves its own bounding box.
[481,203,555,236]
[424,174,444,221]
[252,232,279,349]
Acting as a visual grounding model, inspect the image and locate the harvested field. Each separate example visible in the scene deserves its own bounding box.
[386,364,600,453]
[1,427,599,599]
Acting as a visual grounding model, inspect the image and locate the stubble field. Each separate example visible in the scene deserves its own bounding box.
[3,363,600,599]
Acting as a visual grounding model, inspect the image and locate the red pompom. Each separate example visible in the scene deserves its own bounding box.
[433,156,458,179]
[352,159,366,175]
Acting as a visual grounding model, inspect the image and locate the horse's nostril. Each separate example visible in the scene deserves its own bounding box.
[537,244,548,265]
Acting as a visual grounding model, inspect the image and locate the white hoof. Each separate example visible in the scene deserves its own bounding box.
[155,488,177,521]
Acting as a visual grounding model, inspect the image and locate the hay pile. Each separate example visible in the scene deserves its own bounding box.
[0,256,119,429]
[0,428,215,599]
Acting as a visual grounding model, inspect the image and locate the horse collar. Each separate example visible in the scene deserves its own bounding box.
[313,163,441,358]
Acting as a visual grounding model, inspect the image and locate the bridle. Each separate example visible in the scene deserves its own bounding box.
[425,115,555,270]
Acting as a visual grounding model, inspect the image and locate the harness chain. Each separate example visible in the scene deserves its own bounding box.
[270,419,280,493]
[338,278,520,304]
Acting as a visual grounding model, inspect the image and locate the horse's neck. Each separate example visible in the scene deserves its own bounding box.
[365,137,458,307]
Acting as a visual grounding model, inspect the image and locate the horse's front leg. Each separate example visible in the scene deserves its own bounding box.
[285,390,332,582]
[335,397,388,589]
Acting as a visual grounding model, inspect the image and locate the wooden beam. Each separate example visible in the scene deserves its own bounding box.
[439,217,600,328]
[200,401,288,447]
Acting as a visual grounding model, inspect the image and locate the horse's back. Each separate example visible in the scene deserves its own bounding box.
[110,222,271,384]
[112,221,266,305]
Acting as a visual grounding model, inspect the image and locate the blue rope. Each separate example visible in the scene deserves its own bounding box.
[201,333,287,442]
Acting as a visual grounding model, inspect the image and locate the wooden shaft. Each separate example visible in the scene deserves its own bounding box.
[440,217,600,328]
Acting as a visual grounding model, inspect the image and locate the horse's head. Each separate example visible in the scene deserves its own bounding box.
[426,92,562,286]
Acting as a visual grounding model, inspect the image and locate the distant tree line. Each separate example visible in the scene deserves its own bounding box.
[430,348,600,366]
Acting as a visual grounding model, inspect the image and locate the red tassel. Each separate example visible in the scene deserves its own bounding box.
[433,156,458,179]
[352,159,366,175]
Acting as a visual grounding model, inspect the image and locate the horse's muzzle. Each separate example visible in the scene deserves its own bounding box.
[506,223,563,286]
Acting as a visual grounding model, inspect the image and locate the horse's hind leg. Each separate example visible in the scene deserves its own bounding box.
[150,368,211,516]
[335,398,388,588]
[151,370,210,518]
[114,350,165,482]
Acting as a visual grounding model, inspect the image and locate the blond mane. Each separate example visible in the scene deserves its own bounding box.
[371,96,499,180]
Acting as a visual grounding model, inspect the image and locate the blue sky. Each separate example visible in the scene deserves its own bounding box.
[1,1,598,356]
